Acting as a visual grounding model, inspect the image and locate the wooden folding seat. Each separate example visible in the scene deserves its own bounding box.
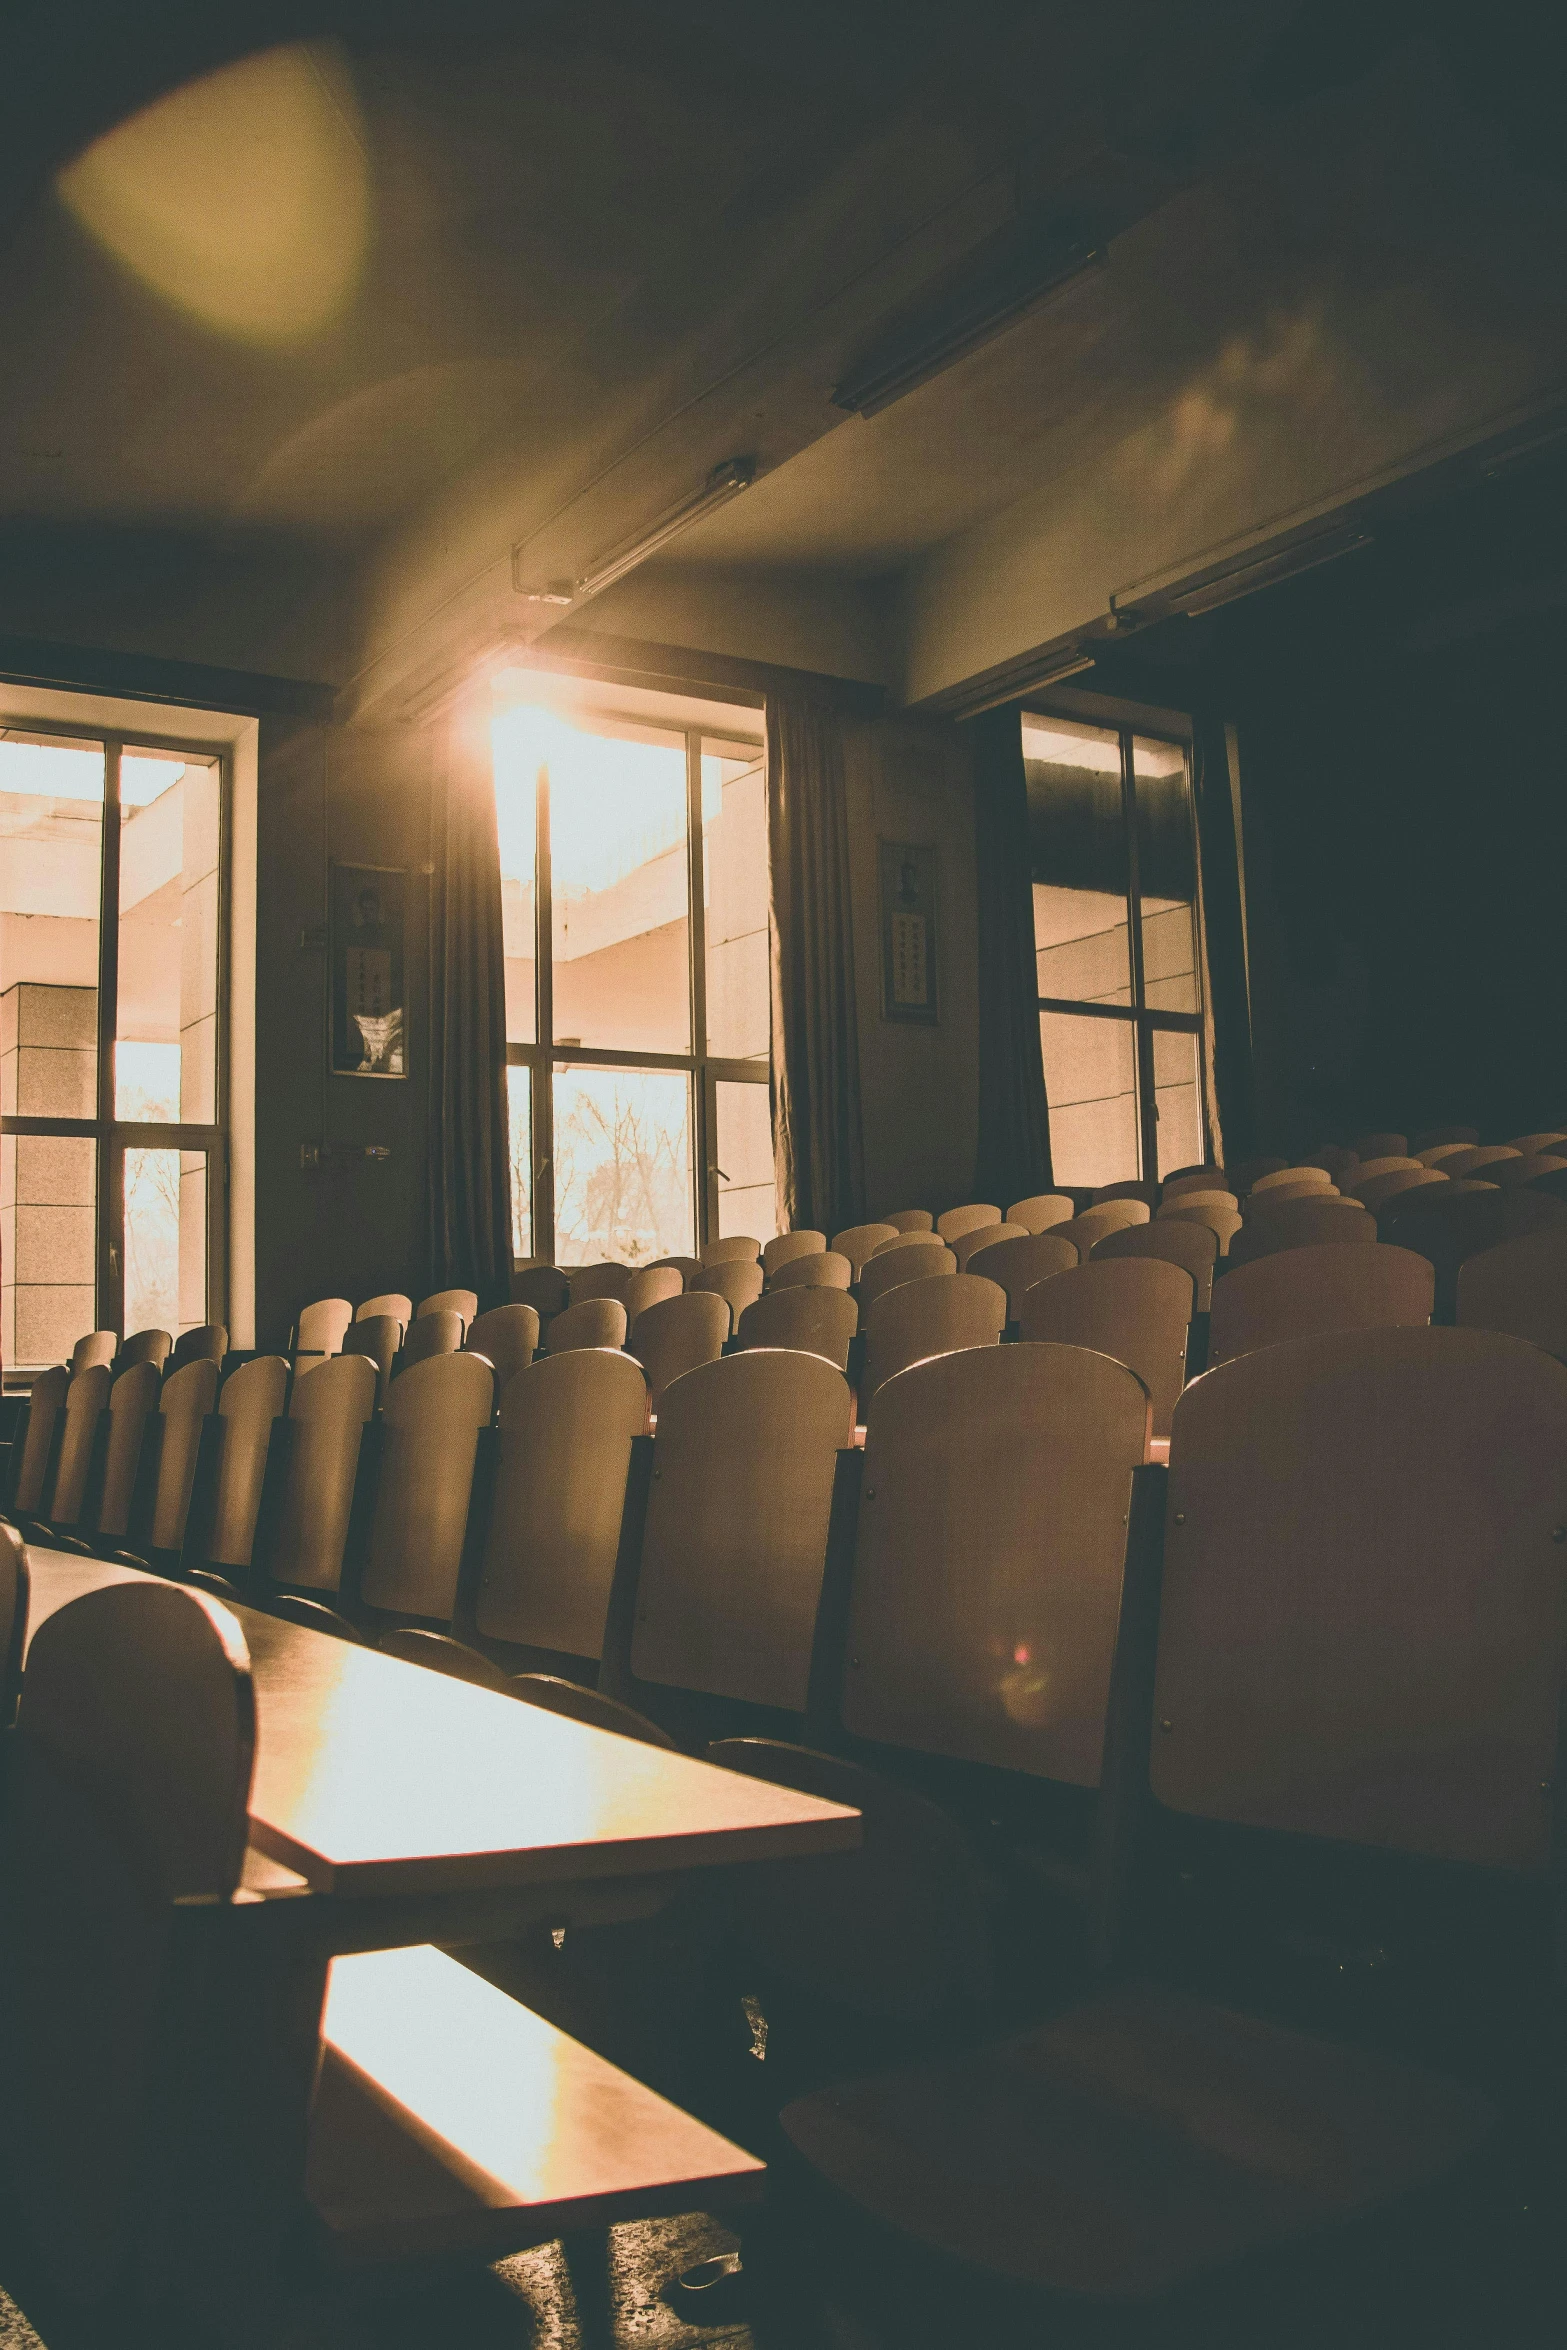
[195,1356,291,1574]
[292,1297,352,1361]
[569,1263,632,1306]
[69,1330,117,1372]
[963,1231,1077,1320]
[463,1304,539,1392]
[357,1292,412,1330]
[1059,1199,1152,1256]
[266,1352,378,1594]
[474,1348,649,1670]
[117,1328,172,1372]
[169,1324,227,1374]
[340,1313,400,1403]
[951,1219,1026,1271]
[417,1287,478,1327]
[1436,1145,1521,1179]
[1209,1242,1434,1367]
[861,1273,1007,1406]
[397,1308,465,1370]
[691,1258,764,1319]
[625,1265,684,1325]
[934,1203,1002,1243]
[829,1223,899,1276]
[1351,1166,1449,1212]
[1416,1142,1472,1166]
[1488,1152,1567,1187]
[138,1358,223,1562]
[1247,1175,1339,1208]
[41,1363,112,1535]
[736,1288,858,1372]
[1249,1164,1333,1196]
[651,1253,701,1283]
[701,1235,762,1266]
[379,1625,517,1689]
[544,1297,628,1354]
[1411,1124,1480,1152]
[879,1209,934,1234]
[619,1351,852,1736]
[1227,1194,1376,1266]
[94,1362,162,1543]
[509,1672,676,1747]
[1018,1257,1191,1445]
[1350,1129,1408,1158]
[764,1231,826,1279]
[1509,1130,1567,1155]
[1092,1215,1218,1314]
[359,1352,495,1623]
[632,1292,731,1410]
[1350,1154,1421,1182]
[1090,1179,1159,1209]
[1379,1184,1567,1323]
[857,1239,955,1310]
[1157,1197,1241,1255]
[1005,1192,1075,1233]
[0,1521,25,1721]
[1301,1143,1359,1183]
[1156,1186,1236,1217]
[513,1264,570,1317]
[1224,1154,1287,1191]
[770,1249,851,1290]
[1456,1222,1567,1362]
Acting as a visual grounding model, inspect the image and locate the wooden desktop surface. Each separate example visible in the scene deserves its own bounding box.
[23,1547,860,1897]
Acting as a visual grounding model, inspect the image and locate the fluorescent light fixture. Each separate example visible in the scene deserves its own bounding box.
[831,228,1103,420]
[945,645,1095,720]
[513,458,755,606]
[1173,530,1371,618]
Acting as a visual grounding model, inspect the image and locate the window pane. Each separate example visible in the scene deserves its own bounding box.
[506,1064,533,1261]
[1134,736,1200,1015]
[715,1079,777,1241]
[702,743,769,1061]
[0,732,104,1115]
[116,749,221,1122]
[124,1145,184,1336]
[1040,1012,1140,1187]
[1,1131,96,1370]
[552,1064,692,1265]
[491,713,537,1044]
[1152,1028,1205,1180]
[1022,713,1129,1005]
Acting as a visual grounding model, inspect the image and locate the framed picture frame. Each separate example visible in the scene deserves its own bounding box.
[878,840,939,1025]
[329,863,408,1078]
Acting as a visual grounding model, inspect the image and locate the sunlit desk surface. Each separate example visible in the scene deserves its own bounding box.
[23,1546,860,1899]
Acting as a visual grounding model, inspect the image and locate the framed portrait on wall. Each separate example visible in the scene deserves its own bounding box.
[878,840,939,1025]
[330,863,408,1078]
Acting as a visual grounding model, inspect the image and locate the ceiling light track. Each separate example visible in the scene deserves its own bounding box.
[514,458,755,608]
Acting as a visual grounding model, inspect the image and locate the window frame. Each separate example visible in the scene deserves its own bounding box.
[1026,713,1208,1182]
[502,707,769,1264]
[1,713,231,1353]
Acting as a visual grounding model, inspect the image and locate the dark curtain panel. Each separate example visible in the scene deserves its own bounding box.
[426,719,513,1307]
[1191,711,1256,1161]
[766,695,866,1233]
[971,706,1052,1203]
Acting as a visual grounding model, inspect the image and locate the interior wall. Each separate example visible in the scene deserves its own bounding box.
[571,561,895,692]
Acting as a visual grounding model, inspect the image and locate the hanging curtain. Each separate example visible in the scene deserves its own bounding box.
[766,694,866,1233]
[426,710,513,1307]
[970,705,1052,1204]
[1190,711,1254,1165]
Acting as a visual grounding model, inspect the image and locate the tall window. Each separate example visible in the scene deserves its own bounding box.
[1,724,227,1370]
[492,683,773,1265]
[1024,712,1206,1186]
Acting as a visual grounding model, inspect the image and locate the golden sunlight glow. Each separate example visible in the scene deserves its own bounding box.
[491,702,690,900]
[56,44,369,346]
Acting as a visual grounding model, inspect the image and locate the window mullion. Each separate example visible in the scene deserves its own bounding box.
[685,728,712,1247]
[1120,730,1159,1181]
[97,739,123,1330]
[534,756,555,1265]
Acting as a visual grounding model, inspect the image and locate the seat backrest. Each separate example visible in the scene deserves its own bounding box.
[545,1297,628,1354]
[625,1265,685,1324]
[1156,1199,1242,1254]
[829,1222,899,1275]
[463,1304,539,1392]
[48,1365,112,1526]
[736,1288,858,1370]
[1416,1142,1471,1167]
[1248,1164,1333,1197]
[1439,1145,1522,1179]
[11,1366,69,1514]
[378,1626,514,1689]
[1351,1167,1448,1211]
[1247,1176,1339,1209]
[340,1313,400,1403]
[70,1330,117,1372]
[1156,1188,1237,1217]
[1154,1329,1567,1873]
[117,1329,171,1372]
[934,1203,1001,1243]
[294,1297,352,1358]
[1301,1145,1359,1183]
[397,1309,465,1370]
[96,1362,160,1538]
[689,1258,763,1318]
[9,1581,254,2297]
[150,1358,221,1552]
[1490,1153,1567,1188]
[631,1291,731,1409]
[856,1238,955,1309]
[1092,1216,1218,1314]
[1227,1194,1377,1266]
[770,1249,851,1291]
[1509,1131,1567,1156]
[1412,1125,1480,1152]
[630,1351,850,1712]
[416,1288,477,1325]
[357,1293,412,1328]
[1018,1257,1192,1442]
[763,1230,826,1278]
[0,1522,26,1720]
[861,1272,1007,1404]
[274,1352,378,1591]
[169,1324,227,1373]
[879,1209,935,1234]
[1209,1242,1434,1369]
[206,1356,290,1568]
[1351,1155,1422,1181]
[843,1344,1150,1783]
[1060,1199,1153,1254]
[568,1263,632,1306]
[1091,1179,1159,1209]
[361,1352,496,1619]
[1456,1223,1567,1363]
[476,1348,649,1658]
[1381,1185,1567,1322]
[1005,1192,1075,1233]
[512,1264,570,1317]
[700,1234,762,1266]
[960,1231,1077,1320]
[1351,1131,1408,1159]
[951,1219,1026,1272]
